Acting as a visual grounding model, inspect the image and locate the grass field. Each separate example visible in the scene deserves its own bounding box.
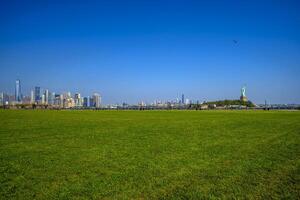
[0,110,299,199]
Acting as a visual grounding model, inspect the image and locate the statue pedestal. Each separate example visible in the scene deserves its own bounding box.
[240,96,248,102]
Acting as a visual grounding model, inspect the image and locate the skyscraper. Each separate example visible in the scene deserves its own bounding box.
[89,96,94,107]
[34,86,41,103]
[74,93,80,99]
[0,92,3,106]
[49,92,55,105]
[54,94,60,106]
[15,79,22,102]
[41,94,45,104]
[181,94,185,105]
[83,96,90,108]
[30,90,34,104]
[2,93,9,105]
[44,89,49,104]
[74,93,82,107]
[92,93,101,108]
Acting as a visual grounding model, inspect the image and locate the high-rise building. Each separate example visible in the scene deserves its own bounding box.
[41,94,45,104]
[181,94,185,105]
[30,90,34,104]
[15,79,22,102]
[34,86,41,103]
[185,99,190,105]
[83,96,90,107]
[54,94,60,106]
[44,89,49,104]
[2,93,9,105]
[0,92,3,106]
[89,96,94,107]
[74,93,82,107]
[92,93,101,108]
[60,94,64,108]
[49,92,55,105]
[74,93,80,99]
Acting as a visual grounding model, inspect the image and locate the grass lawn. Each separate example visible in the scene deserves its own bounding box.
[0,110,299,199]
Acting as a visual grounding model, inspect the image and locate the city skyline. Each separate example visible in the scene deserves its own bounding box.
[1,1,300,104]
[1,78,189,106]
[2,78,299,110]
[0,79,103,108]
[0,78,299,105]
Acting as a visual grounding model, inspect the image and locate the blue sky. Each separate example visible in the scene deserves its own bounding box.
[0,0,299,104]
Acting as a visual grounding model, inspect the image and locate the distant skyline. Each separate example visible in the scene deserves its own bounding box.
[1,0,300,104]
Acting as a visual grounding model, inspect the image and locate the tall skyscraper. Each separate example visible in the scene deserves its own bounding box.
[89,96,94,107]
[30,90,34,104]
[34,86,41,103]
[74,93,80,99]
[41,94,45,104]
[0,92,3,106]
[44,89,49,104]
[74,93,82,107]
[15,79,22,102]
[181,94,185,105]
[49,92,55,105]
[83,96,90,108]
[54,94,60,106]
[92,93,101,108]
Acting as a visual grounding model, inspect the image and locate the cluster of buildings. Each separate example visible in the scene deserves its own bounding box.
[151,94,193,106]
[0,79,193,109]
[137,94,192,107]
[2,79,298,110]
[0,79,101,109]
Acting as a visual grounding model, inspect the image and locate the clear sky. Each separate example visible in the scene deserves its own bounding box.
[0,0,299,104]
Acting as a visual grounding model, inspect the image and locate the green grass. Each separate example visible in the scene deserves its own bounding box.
[0,110,299,199]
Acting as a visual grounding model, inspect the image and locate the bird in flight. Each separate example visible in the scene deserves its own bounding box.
[233,40,238,44]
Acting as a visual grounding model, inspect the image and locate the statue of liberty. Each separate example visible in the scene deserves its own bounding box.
[241,86,246,97]
[240,86,247,102]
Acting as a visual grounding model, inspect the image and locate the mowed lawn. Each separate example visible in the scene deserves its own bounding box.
[0,110,299,199]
